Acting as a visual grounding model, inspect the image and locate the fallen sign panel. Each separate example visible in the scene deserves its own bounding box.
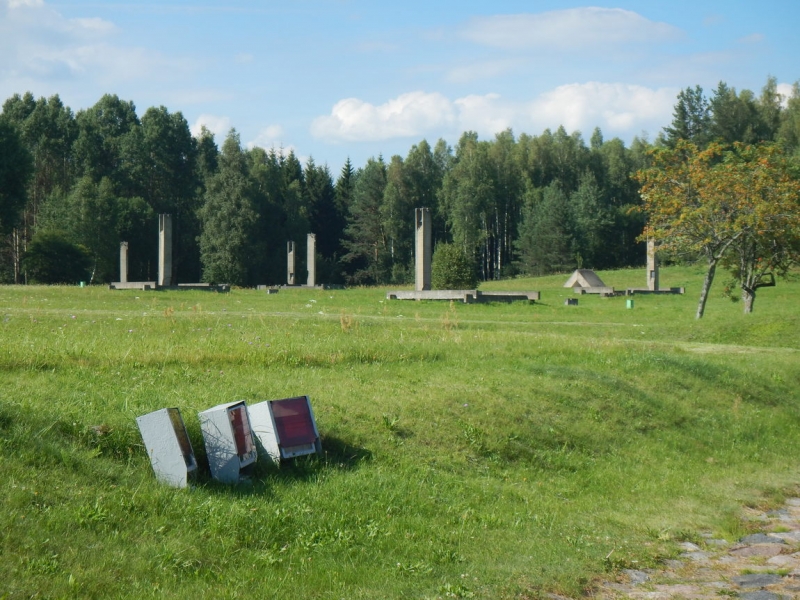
[136,407,197,488]
[249,396,322,464]
[199,401,258,484]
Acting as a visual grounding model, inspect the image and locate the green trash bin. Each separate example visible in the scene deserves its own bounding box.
[626,298,634,309]
[79,281,85,288]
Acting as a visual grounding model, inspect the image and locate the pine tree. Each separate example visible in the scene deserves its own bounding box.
[198,130,258,285]
[663,86,710,147]
[341,157,388,284]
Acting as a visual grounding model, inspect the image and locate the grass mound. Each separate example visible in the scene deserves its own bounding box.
[1,266,799,598]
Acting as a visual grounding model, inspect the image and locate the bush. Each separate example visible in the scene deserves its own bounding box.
[431,243,478,290]
[23,231,92,284]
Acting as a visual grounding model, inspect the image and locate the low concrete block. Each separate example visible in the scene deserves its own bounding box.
[109,281,156,290]
[575,286,616,295]
[386,290,539,303]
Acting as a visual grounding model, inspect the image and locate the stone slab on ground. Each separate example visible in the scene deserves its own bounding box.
[590,497,800,599]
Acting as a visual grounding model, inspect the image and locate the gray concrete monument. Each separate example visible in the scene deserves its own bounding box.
[287,241,296,285]
[158,214,173,287]
[415,208,431,292]
[647,238,659,292]
[119,241,129,283]
[306,233,316,288]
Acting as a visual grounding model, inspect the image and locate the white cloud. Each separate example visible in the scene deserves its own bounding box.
[777,83,795,108]
[460,8,682,51]
[738,33,764,44]
[445,59,521,84]
[0,0,189,101]
[311,91,455,142]
[454,93,515,134]
[247,124,285,149]
[71,17,116,35]
[311,83,677,144]
[530,82,676,135]
[7,0,43,8]
[191,114,232,139]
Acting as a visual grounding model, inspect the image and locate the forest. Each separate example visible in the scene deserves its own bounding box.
[0,76,799,287]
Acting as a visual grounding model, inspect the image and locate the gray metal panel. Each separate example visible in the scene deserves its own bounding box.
[198,401,257,484]
[248,401,281,464]
[136,408,196,488]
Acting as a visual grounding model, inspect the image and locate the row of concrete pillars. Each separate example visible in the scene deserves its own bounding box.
[119,216,320,287]
[118,214,173,286]
[120,210,655,291]
[286,233,316,287]
[413,209,660,292]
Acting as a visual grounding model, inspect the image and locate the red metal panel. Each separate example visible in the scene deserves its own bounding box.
[272,397,317,447]
[228,405,255,458]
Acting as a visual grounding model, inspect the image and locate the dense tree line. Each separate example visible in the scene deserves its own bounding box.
[0,76,798,286]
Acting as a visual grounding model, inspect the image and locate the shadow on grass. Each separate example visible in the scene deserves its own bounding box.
[192,434,372,495]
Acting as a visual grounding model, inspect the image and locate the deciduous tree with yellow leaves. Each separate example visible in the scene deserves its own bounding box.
[636,141,800,318]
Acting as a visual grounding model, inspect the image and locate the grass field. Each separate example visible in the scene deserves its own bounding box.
[1,265,799,599]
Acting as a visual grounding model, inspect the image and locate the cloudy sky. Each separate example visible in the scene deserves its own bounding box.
[1,0,797,172]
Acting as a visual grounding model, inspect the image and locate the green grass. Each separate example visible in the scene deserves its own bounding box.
[1,266,799,599]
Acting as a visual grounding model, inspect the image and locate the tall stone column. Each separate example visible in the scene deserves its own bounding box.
[119,242,129,283]
[158,214,173,287]
[287,241,296,285]
[647,238,659,291]
[415,208,432,291]
[306,233,316,288]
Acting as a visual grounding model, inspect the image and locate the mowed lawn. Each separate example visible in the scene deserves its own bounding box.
[1,266,799,599]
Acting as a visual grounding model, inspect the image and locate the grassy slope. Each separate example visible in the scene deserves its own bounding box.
[1,266,799,599]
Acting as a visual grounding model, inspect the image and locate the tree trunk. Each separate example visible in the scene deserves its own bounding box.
[741,286,755,314]
[696,259,717,319]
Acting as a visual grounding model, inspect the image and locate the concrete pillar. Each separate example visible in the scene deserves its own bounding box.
[415,208,431,291]
[306,233,316,288]
[158,214,173,287]
[647,238,659,291]
[287,241,296,285]
[119,242,129,283]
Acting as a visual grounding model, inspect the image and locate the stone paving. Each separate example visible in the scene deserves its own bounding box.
[589,498,800,599]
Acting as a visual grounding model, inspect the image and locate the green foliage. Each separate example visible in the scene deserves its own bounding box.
[637,141,800,316]
[0,119,32,233]
[663,85,711,148]
[342,157,389,284]
[22,230,91,283]
[515,183,577,276]
[198,130,258,286]
[431,242,478,289]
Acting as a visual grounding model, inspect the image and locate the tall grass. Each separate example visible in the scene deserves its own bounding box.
[1,266,799,598]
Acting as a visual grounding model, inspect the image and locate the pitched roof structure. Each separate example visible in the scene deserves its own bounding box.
[563,269,607,288]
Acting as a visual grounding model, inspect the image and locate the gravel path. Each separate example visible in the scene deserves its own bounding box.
[587,498,800,599]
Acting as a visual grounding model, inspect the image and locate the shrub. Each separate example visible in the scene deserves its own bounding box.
[431,243,478,289]
[23,231,92,284]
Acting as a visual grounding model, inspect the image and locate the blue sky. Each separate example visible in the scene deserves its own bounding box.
[1,0,797,173]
